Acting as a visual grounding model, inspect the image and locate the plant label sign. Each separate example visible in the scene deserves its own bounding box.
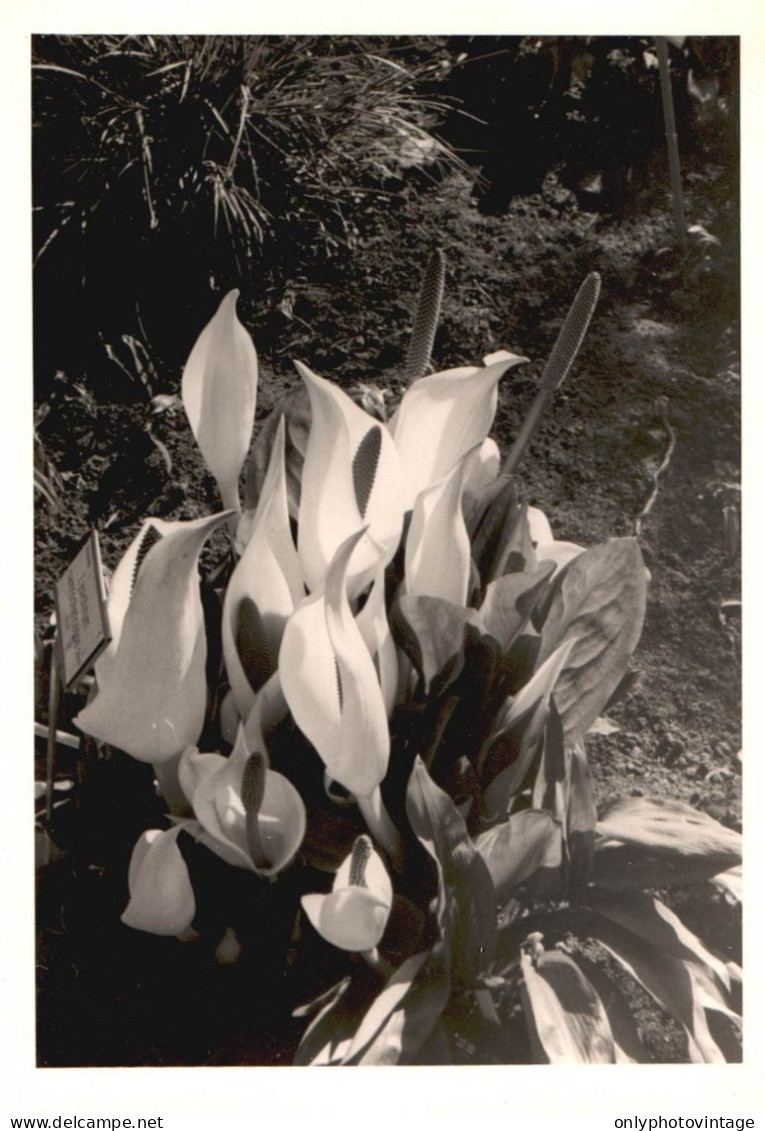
[55,530,111,691]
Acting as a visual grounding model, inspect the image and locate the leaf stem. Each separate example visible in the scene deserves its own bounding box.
[357,787,404,870]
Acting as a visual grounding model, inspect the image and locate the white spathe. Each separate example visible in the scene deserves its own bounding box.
[301,836,393,952]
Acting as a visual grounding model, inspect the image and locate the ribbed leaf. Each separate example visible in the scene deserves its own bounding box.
[390,595,482,698]
[536,538,647,748]
[503,274,601,477]
[403,248,446,383]
[520,949,616,1063]
[572,955,648,1063]
[591,797,742,892]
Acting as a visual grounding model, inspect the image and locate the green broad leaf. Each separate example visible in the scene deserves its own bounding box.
[341,948,450,1065]
[531,698,567,818]
[520,949,617,1063]
[494,503,538,580]
[587,901,740,1064]
[572,954,648,1063]
[475,810,562,903]
[591,797,742,892]
[292,976,354,1066]
[535,538,647,749]
[480,563,555,653]
[587,891,733,994]
[565,744,596,898]
[244,386,309,519]
[390,595,482,697]
[480,639,575,817]
[406,757,497,987]
[469,479,538,585]
[235,596,274,694]
[411,1019,454,1064]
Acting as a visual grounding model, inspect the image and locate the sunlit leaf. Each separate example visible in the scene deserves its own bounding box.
[405,447,477,606]
[406,758,496,986]
[572,954,648,1063]
[588,891,732,991]
[292,976,356,1067]
[591,797,742,892]
[341,949,438,1064]
[565,744,596,896]
[479,563,555,653]
[389,356,526,508]
[709,865,742,903]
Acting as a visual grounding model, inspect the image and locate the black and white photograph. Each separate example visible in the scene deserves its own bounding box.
[6,0,763,1119]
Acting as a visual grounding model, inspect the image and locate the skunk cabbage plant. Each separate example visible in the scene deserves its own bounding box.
[73,268,742,1066]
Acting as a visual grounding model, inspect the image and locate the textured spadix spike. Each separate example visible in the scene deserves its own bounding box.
[503,273,601,477]
[403,248,446,384]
